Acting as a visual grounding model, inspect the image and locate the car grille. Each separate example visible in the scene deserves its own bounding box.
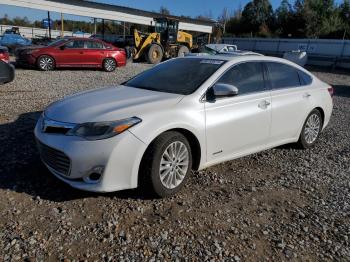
[37,140,71,176]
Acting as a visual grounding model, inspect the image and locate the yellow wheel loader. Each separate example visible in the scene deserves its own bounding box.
[133,17,193,64]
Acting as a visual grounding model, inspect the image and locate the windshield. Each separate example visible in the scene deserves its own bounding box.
[47,39,69,47]
[202,46,219,55]
[124,58,225,95]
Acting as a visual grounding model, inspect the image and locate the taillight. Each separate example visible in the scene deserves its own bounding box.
[328,86,334,97]
[0,51,9,63]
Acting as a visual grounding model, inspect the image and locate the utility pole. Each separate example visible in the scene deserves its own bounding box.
[123,21,126,41]
[94,18,97,34]
[47,11,51,39]
[61,13,64,37]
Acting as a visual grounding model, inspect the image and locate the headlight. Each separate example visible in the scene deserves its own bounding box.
[25,49,39,54]
[67,117,141,140]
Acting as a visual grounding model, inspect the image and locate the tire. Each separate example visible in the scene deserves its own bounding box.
[140,131,193,198]
[297,109,323,149]
[146,44,163,64]
[103,58,117,72]
[177,45,190,57]
[37,55,55,71]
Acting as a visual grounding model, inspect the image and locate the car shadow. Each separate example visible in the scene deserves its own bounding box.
[0,111,146,202]
[333,84,350,98]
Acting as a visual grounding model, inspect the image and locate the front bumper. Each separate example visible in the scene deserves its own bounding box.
[16,54,36,67]
[34,117,147,192]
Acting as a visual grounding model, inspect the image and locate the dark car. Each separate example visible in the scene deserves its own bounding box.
[16,37,127,72]
[0,46,15,84]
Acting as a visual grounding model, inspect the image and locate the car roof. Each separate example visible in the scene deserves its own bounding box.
[182,54,306,68]
[206,44,236,48]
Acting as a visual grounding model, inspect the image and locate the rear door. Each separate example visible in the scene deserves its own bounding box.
[265,62,313,142]
[83,40,106,67]
[205,62,271,163]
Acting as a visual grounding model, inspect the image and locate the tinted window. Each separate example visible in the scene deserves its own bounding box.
[298,70,313,85]
[86,41,104,49]
[267,62,301,89]
[125,58,225,95]
[217,62,266,95]
[48,39,69,47]
[65,40,84,49]
[227,46,236,51]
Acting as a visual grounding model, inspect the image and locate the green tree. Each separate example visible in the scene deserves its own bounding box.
[241,0,274,36]
[275,0,293,36]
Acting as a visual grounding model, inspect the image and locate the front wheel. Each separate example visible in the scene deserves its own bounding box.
[146,44,163,64]
[297,109,323,149]
[140,131,192,198]
[178,45,190,57]
[37,55,55,71]
[103,58,117,72]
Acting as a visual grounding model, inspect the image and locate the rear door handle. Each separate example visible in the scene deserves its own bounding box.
[258,100,271,109]
[303,93,311,98]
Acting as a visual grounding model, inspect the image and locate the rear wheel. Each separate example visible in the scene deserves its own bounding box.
[297,109,323,149]
[140,131,192,198]
[178,45,190,57]
[146,44,163,64]
[103,58,117,72]
[37,55,55,71]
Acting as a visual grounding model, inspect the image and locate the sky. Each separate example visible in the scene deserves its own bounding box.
[0,0,291,22]
[0,0,343,22]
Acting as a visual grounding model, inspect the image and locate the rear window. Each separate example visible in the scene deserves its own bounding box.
[125,58,225,95]
[86,41,104,49]
[298,70,313,85]
[266,62,300,89]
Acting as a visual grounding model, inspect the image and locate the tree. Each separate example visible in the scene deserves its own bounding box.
[340,0,350,38]
[275,0,293,36]
[241,0,274,36]
[303,0,336,38]
[159,6,171,16]
[218,7,232,35]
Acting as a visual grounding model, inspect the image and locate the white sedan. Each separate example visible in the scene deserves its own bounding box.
[35,56,333,197]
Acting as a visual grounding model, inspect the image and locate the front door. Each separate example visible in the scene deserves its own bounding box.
[205,62,271,164]
[55,39,85,67]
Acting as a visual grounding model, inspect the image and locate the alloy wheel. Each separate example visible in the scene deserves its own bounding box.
[39,57,54,71]
[104,59,116,72]
[304,113,321,144]
[159,141,189,189]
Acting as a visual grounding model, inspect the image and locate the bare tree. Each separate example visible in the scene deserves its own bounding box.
[159,6,171,16]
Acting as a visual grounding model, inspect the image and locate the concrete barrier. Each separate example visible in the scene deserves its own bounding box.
[222,37,350,69]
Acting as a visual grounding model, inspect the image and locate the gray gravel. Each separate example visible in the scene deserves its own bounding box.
[0,64,349,261]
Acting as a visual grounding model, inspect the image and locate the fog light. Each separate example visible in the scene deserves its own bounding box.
[89,173,101,181]
[83,166,104,184]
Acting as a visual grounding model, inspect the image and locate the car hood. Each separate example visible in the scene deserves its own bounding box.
[45,86,184,123]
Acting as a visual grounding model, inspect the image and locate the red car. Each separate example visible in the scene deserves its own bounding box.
[16,37,126,72]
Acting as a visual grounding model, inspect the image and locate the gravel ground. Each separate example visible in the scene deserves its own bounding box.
[0,64,349,261]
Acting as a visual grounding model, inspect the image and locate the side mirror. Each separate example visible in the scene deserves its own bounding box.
[212,83,239,98]
[59,45,65,50]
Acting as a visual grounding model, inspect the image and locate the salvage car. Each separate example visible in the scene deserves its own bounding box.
[0,46,15,84]
[16,37,126,71]
[35,56,333,197]
[0,32,32,53]
[187,44,262,57]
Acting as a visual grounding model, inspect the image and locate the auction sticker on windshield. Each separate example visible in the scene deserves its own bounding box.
[200,60,225,65]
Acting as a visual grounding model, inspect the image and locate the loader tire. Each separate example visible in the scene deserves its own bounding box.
[146,44,163,64]
[178,45,190,57]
